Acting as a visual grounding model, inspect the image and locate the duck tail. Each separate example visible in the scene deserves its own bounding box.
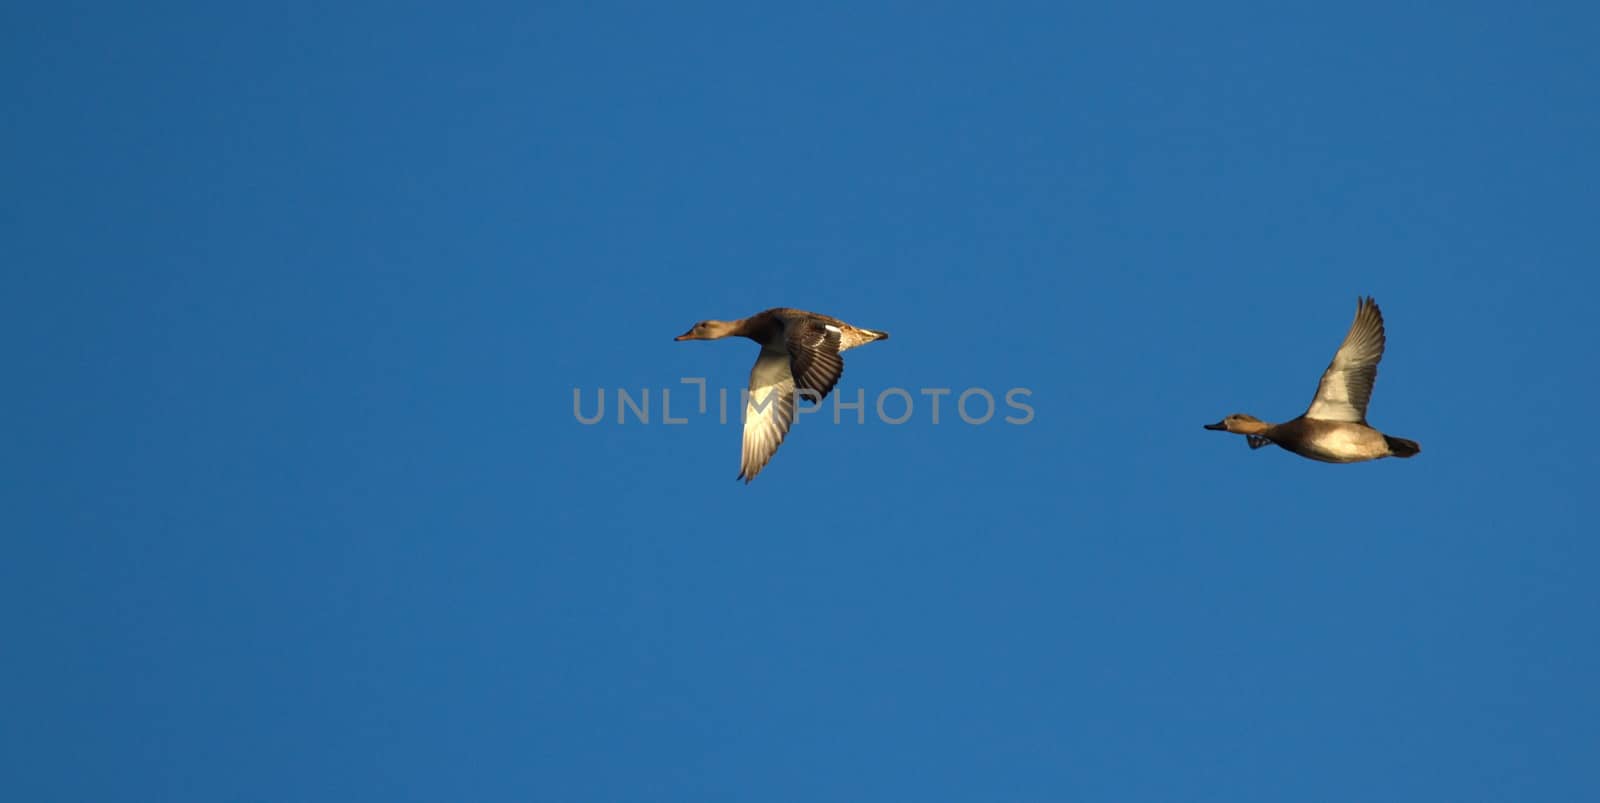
[841,326,889,350]
[1385,435,1421,458]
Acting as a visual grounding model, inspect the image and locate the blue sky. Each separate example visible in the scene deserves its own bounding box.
[5,2,1597,800]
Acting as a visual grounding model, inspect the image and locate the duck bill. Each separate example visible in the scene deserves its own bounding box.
[674,330,697,341]
[1202,421,1227,431]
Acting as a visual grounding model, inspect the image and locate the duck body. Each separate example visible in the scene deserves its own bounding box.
[1259,416,1405,463]
[675,307,888,482]
[692,307,888,352]
[1204,297,1421,464]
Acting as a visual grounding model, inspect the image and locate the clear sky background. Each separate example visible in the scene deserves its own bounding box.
[5,2,1597,801]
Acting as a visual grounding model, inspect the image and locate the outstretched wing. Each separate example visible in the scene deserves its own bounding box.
[784,319,845,403]
[740,348,798,483]
[1305,297,1386,423]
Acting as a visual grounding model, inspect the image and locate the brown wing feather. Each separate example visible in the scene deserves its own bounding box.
[785,319,845,403]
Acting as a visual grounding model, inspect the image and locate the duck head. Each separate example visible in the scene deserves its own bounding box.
[674,320,738,341]
[1203,413,1270,434]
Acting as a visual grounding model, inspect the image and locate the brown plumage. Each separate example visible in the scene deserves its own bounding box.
[675,308,889,482]
[1203,297,1421,463]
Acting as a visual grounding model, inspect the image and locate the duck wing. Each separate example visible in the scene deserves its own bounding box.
[784,318,845,403]
[740,348,798,483]
[1304,297,1386,423]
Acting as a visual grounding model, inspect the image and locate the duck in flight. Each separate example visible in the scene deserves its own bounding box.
[675,307,889,482]
[1204,296,1420,463]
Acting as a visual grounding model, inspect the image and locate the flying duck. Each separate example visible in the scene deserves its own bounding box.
[675,307,889,482]
[1204,296,1420,463]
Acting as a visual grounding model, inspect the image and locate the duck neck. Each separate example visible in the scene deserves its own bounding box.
[1236,419,1274,436]
[734,315,782,344]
